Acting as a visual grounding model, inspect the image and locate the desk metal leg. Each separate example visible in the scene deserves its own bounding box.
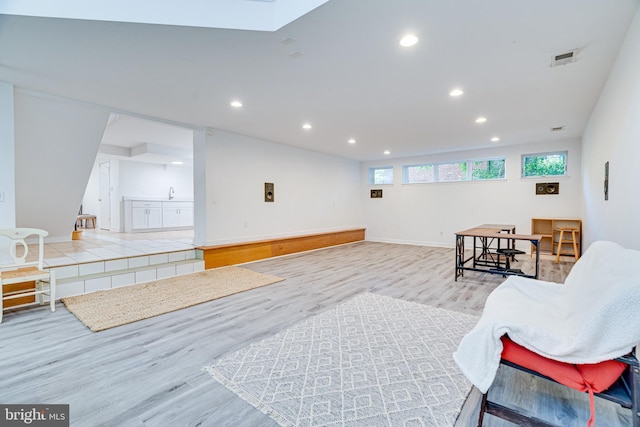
[470,236,482,268]
[455,235,464,281]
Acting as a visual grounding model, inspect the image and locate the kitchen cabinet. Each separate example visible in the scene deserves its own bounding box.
[124,199,193,232]
[162,202,194,228]
[131,201,163,230]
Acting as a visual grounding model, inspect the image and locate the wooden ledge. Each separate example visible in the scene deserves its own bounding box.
[197,228,365,269]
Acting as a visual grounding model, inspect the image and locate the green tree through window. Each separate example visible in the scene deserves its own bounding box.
[522,152,566,177]
[472,159,506,180]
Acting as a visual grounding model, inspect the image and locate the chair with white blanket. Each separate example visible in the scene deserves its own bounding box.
[454,240,640,426]
[0,228,56,323]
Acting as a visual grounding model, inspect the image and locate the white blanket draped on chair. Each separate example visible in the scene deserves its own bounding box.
[453,240,640,393]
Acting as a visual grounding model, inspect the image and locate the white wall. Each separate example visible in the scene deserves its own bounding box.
[14,91,108,241]
[197,129,363,246]
[118,161,193,201]
[0,81,15,229]
[362,138,582,251]
[82,159,102,225]
[83,158,194,231]
[581,7,640,251]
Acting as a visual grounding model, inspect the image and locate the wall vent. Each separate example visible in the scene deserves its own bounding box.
[550,49,578,67]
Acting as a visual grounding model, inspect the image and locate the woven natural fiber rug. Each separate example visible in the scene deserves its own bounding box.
[204,292,479,427]
[62,266,284,332]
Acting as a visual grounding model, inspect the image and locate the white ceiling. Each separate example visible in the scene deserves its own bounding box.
[1,0,638,162]
[98,114,194,165]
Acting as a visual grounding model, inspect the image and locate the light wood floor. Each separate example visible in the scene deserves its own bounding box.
[0,242,629,426]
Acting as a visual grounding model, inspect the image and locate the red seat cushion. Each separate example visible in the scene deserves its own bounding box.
[500,336,626,393]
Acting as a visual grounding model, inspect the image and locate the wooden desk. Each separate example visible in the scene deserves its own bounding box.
[455,225,541,281]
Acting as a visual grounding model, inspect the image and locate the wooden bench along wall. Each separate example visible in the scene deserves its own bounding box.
[198,228,365,269]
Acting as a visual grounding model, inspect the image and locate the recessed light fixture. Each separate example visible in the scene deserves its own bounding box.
[171,161,184,165]
[399,34,418,47]
[348,138,356,144]
[230,100,243,108]
[490,137,500,142]
[302,123,312,130]
[384,150,391,155]
[449,88,464,97]
[280,35,296,45]
[475,116,487,124]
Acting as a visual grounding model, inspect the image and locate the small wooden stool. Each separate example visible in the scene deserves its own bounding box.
[555,227,579,263]
[76,214,97,229]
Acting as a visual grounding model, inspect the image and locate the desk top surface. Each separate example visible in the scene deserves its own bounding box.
[456,226,541,241]
[477,223,516,230]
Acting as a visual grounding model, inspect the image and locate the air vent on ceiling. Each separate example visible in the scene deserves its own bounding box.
[550,126,565,132]
[550,49,578,67]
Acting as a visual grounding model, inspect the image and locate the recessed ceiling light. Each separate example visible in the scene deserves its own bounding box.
[280,35,296,45]
[348,138,356,144]
[449,88,464,97]
[490,137,500,142]
[475,116,487,124]
[230,100,243,108]
[384,150,391,155]
[399,34,418,47]
[171,161,184,165]
[302,123,312,130]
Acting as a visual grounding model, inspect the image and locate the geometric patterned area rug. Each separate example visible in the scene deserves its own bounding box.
[203,292,479,426]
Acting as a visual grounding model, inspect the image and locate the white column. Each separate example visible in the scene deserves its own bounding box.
[192,128,209,246]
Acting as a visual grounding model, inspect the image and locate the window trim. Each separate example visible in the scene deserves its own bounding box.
[521,151,568,179]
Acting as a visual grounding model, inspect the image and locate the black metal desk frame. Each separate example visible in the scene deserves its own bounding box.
[455,225,541,281]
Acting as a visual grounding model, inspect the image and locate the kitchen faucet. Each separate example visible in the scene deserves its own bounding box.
[169,186,175,200]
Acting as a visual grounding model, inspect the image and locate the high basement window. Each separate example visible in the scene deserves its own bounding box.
[521,151,567,178]
[403,157,506,183]
[368,166,394,185]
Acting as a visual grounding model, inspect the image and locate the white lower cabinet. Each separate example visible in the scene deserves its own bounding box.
[162,203,193,228]
[124,199,193,232]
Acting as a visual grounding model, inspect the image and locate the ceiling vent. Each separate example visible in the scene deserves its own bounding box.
[550,126,565,132]
[550,49,578,67]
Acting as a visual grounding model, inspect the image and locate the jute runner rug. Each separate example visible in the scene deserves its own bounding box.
[62,266,284,332]
[204,292,479,427]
